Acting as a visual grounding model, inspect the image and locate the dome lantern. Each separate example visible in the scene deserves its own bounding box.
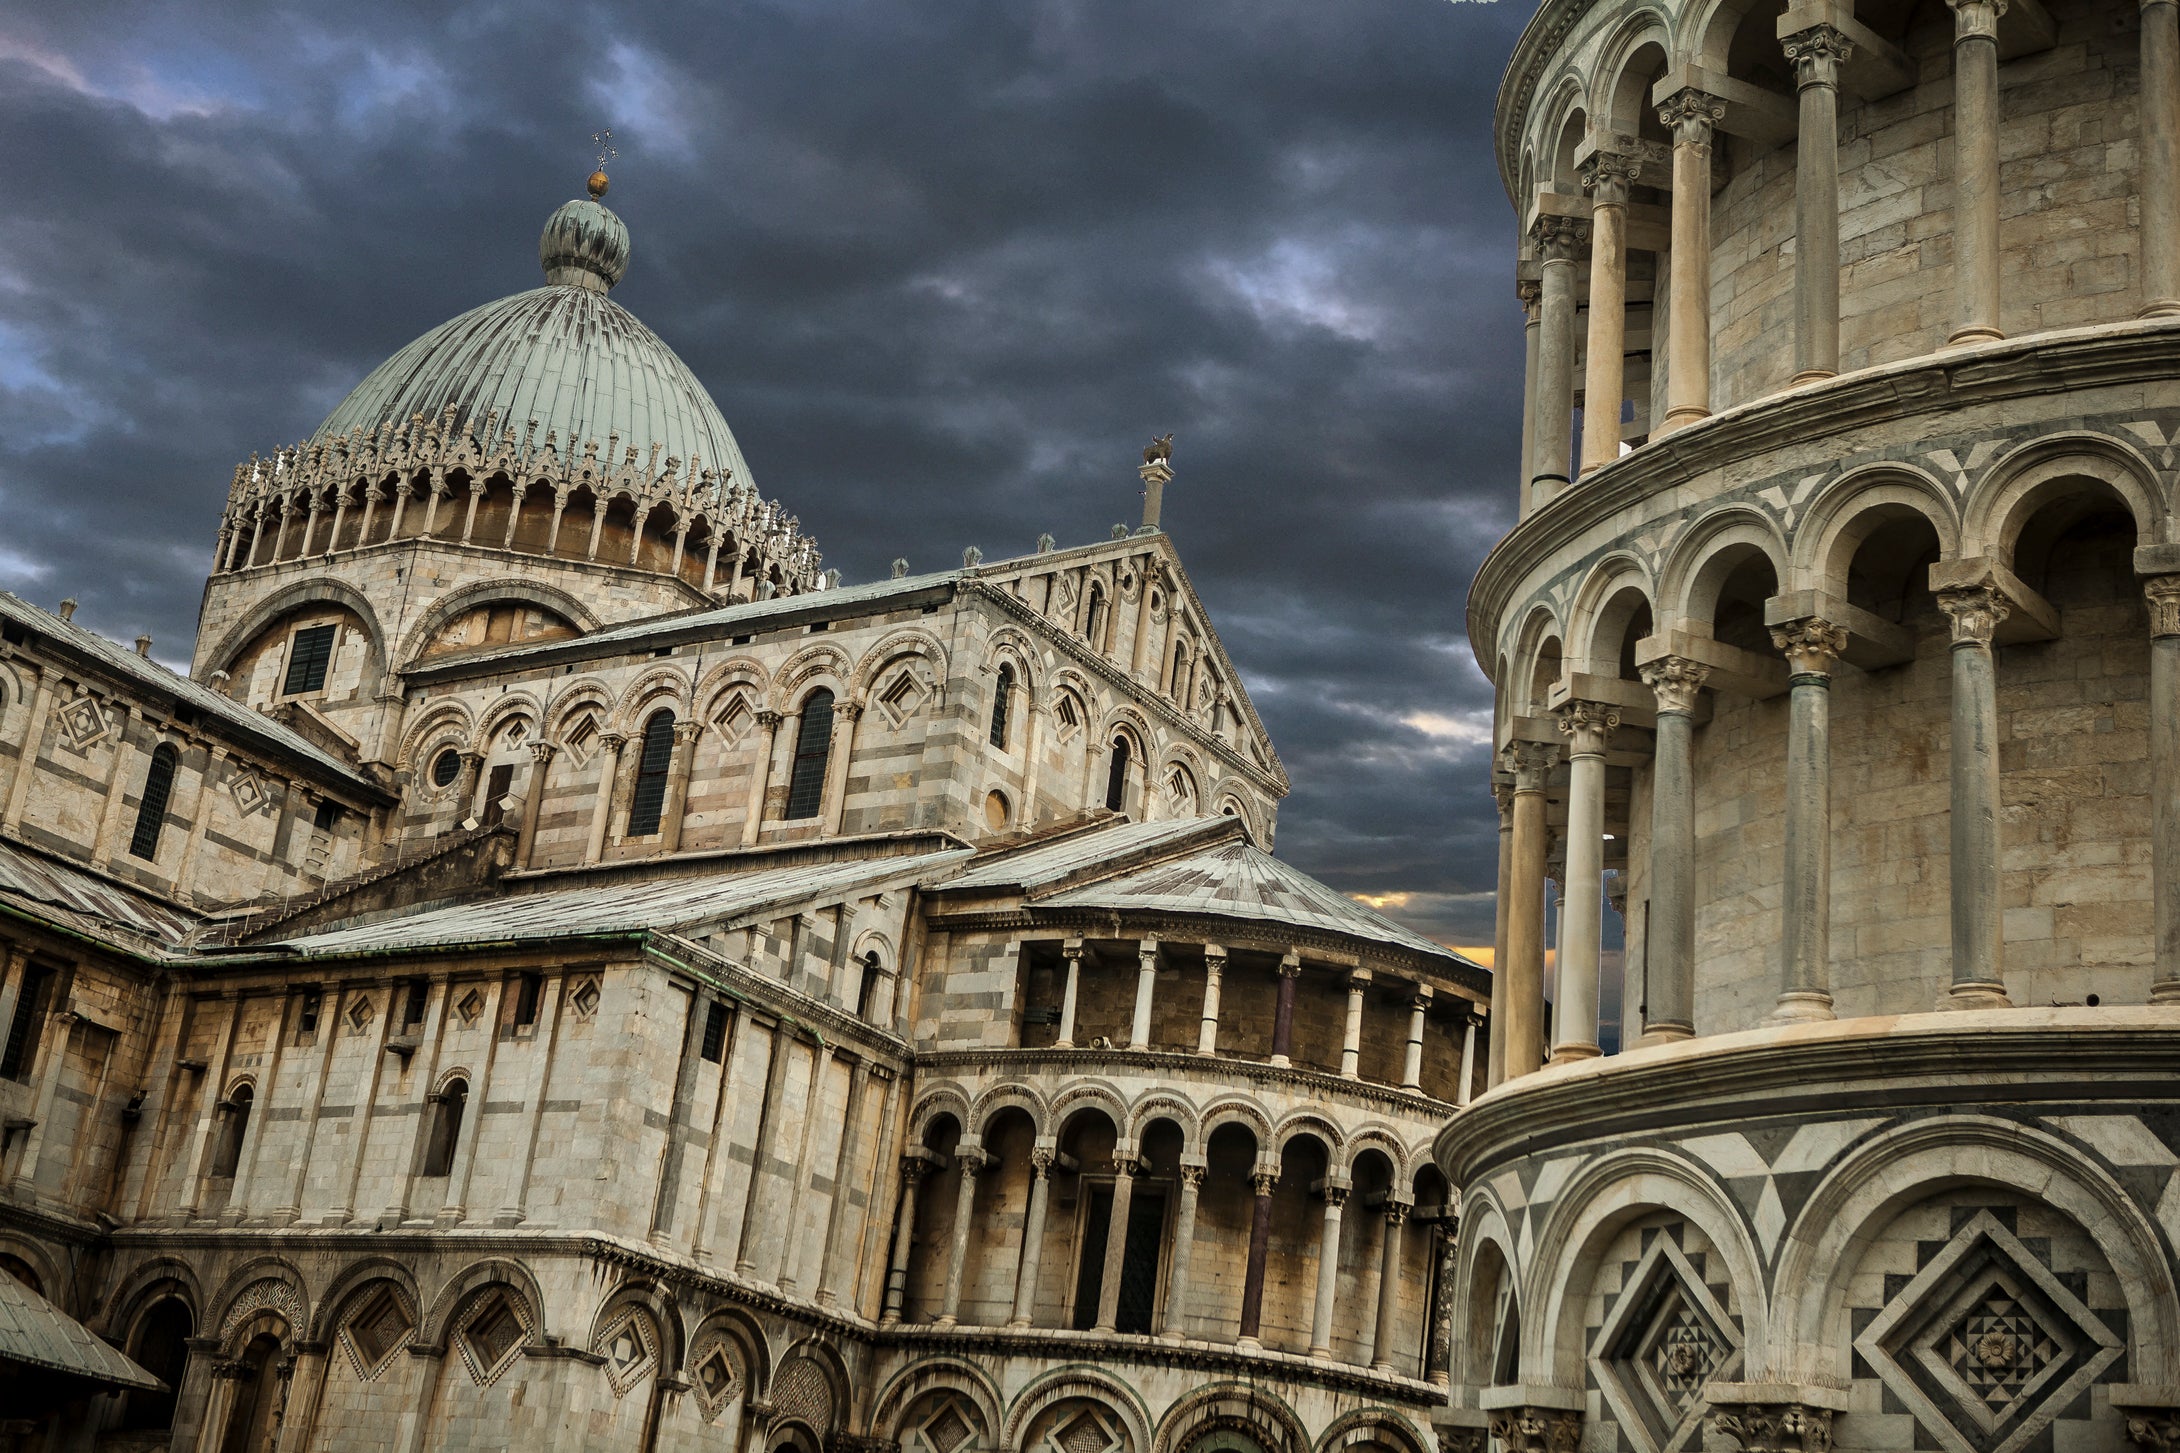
[539,195,629,293]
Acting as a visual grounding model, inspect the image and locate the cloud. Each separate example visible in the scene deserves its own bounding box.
[0,0,1532,950]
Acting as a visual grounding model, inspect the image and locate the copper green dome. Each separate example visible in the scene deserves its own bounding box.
[310,196,755,488]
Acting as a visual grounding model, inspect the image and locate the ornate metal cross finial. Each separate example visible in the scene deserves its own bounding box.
[593,129,617,171]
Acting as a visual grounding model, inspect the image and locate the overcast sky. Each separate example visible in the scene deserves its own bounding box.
[0,0,1530,949]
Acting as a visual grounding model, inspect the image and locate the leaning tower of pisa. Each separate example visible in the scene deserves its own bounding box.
[1440,0,2180,1447]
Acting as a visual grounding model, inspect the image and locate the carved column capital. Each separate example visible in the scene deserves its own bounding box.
[1707,1401,1835,1453]
[1640,655,1712,714]
[755,709,783,730]
[1529,214,1590,263]
[1656,87,1727,143]
[2146,575,2180,637]
[899,1156,930,1184]
[527,740,558,765]
[1249,1169,1280,1196]
[1578,150,1642,205]
[1771,618,1849,677]
[1321,1183,1351,1209]
[1487,1407,1581,1453]
[1500,740,1562,790]
[672,720,704,746]
[1516,278,1542,317]
[1947,0,2008,37]
[1492,772,1516,822]
[1555,699,1621,756]
[1029,1148,1055,1176]
[1782,24,1855,87]
[1437,1430,1488,1453]
[598,731,629,753]
[2122,1408,2180,1450]
[1178,1164,1208,1190]
[1937,584,2011,646]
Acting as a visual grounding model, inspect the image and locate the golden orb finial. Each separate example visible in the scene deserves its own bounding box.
[588,129,617,199]
[587,169,610,199]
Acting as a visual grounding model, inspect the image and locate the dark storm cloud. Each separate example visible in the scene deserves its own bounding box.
[0,0,1528,946]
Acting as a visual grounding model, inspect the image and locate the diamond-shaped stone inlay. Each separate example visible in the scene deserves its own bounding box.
[229,769,270,816]
[58,696,109,751]
[1057,1412,1111,1453]
[455,988,485,1026]
[713,691,755,745]
[1856,1209,2121,1453]
[346,997,373,1032]
[597,1312,656,1397]
[1591,1233,1741,1453]
[569,978,600,1017]
[341,1286,413,1379]
[926,1403,973,1453]
[689,1340,739,1420]
[456,1293,526,1385]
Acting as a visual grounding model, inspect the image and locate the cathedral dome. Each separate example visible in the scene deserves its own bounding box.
[310,193,755,488]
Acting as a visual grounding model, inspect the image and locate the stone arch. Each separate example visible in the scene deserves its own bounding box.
[587,1278,684,1387]
[1686,0,1778,69]
[1312,1409,1430,1453]
[1773,1114,2180,1386]
[1450,1191,1521,1389]
[770,1336,850,1433]
[910,1084,974,1143]
[1789,463,1963,595]
[855,627,953,697]
[689,1305,771,1398]
[1127,1091,1201,1148]
[1209,784,1260,841]
[1523,1147,1771,1386]
[611,664,694,732]
[1962,432,2166,563]
[199,578,388,682]
[986,626,1044,692]
[308,1257,423,1343]
[419,1257,547,1347]
[1591,11,1677,130]
[395,699,475,773]
[1004,1365,1154,1453]
[0,1234,68,1306]
[1049,1080,1132,1141]
[1197,1096,1274,1152]
[1566,553,1659,678]
[210,1258,309,1354]
[770,643,854,713]
[871,1356,1004,1444]
[1660,506,1790,627]
[1273,1109,1347,1161]
[103,1256,204,1341]
[470,691,543,754]
[1530,72,1592,192]
[970,1081,1050,1139]
[1151,1380,1308,1453]
[1342,1125,1411,1182]
[390,579,599,668]
[544,680,616,744]
[697,657,773,719]
[1097,703,1155,755]
[1505,603,1565,716]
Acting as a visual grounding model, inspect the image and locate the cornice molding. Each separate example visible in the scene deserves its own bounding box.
[916,1045,1459,1118]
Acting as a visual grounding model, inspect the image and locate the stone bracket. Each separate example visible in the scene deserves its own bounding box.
[1996,0,2057,59]
[1778,2,1918,95]
[1635,629,1789,701]
[1651,64,1796,145]
[1764,590,1916,668]
[1548,672,1666,729]
[1927,556,2061,644]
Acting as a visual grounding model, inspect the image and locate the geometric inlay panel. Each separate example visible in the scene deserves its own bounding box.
[1591,1235,1742,1453]
[690,1338,741,1421]
[1855,1210,2121,1453]
[595,1310,658,1398]
[341,1285,414,1380]
[455,1291,530,1387]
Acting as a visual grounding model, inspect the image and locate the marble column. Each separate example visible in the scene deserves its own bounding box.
[1197,945,1225,1054]
[1339,969,1371,1078]
[1517,281,1543,508]
[936,1150,984,1327]
[1237,1169,1277,1349]
[1308,1184,1349,1359]
[1936,583,2015,1007]
[1502,742,1559,1077]
[1370,1202,1409,1372]
[659,718,704,852]
[583,732,625,864]
[1488,776,1514,1086]
[1949,0,2007,343]
[1093,1157,1138,1332]
[1657,90,1726,433]
[1056,940,1085,1048]
[1455,1014,1477,1105]
[1127,938,1158,1050]
[1771,620,1848,1022]
[879,1158,928,1326]
[1554,702,1619,1059]
[1009,1150,1053,1327]
[740,710,782,847]
[1401,988,1431,1091]
[1783,25,1853,382]
[2148,577,2180,1001]
[1579,152,1641,471]
[1640,656,1710,1040]
[1162,1165,1205,1341]
[1529,216,1589,506]
[515,740,556,868]
[820,702,862,834]
[2144,0,2180,314]
[1269,953,1301,1066]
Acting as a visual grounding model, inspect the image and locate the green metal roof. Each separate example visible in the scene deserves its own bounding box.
[312,201,756,488]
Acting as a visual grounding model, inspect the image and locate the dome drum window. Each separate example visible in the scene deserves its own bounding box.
[785,690,835,820]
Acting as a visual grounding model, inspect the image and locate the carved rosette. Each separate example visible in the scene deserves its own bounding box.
[2145,576,2180,639]
[1770,619,1849,679]
[1936,584,2012,646]
[1555,699,1621,757]
[1487,1407,1581,1453]
[1708,1402,1834,1453]
[1640,656,1712,714]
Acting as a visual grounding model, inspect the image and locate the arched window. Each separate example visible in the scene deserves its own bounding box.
[1084,584,1107,644]
[1173,644,1195,708]
[625,709,677,836]
[128,744,179,861]
[122,1298,193,1431]
[785,689,835,820]
[422,1076,468,1177]
[856,950,883,1020]
[211,1085,252,1178]
[989,664,1014,748]
[1105,736,1131,812]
